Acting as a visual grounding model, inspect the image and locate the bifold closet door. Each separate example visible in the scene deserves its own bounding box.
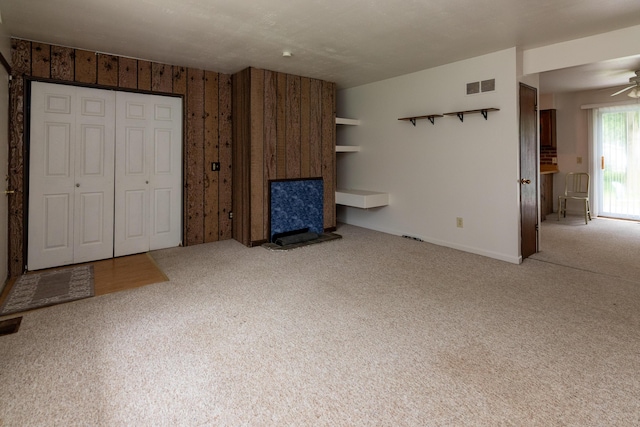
[114,92,182,257]
[28,82,115,270]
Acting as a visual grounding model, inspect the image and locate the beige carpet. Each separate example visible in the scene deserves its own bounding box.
[0,222,638,425]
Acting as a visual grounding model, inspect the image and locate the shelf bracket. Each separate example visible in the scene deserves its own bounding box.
[409,118,416,126]
[481,109,488,120]
[428,116,435,125]
[456,112,464,122]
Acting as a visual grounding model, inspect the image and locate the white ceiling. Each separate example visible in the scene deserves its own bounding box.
[2,0,640,91]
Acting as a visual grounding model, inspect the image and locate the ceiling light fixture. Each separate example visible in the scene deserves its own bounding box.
[282,51,292,58]
[628,87,640,98]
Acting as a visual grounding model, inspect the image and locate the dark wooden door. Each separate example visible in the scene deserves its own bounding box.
[520,83,538,259]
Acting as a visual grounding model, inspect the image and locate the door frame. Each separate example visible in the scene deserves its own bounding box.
[519,83,539,259]
[0,53,10,290]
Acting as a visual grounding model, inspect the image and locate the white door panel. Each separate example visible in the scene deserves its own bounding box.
[115,92,181,256]
[73,87,115,264]
[29,85,76,270]
[29,82,115,270]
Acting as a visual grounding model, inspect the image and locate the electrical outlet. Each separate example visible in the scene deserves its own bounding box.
[552,157,557,164]
[456,217,463,228]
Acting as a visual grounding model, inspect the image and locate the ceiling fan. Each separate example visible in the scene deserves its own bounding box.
[611,70,640,98]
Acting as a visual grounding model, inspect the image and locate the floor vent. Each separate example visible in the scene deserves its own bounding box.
[0,317,22,336]
[402,235,424,242]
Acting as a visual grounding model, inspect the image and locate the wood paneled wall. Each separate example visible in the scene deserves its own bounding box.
[7,39,233,277]
[232,67,336,246]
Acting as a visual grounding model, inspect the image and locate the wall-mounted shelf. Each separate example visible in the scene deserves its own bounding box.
[443,108,499,122]
[336,145,361,153]
[398,114,443,126]
[336,117,360,125]
[336,189,389,209]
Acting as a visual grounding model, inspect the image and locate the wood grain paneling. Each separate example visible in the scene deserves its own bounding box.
[11,39,30,74]
[97,54,118,86]
[232,67,336,246]
[321,81,336,229]
[250,68,264,242]
[137,60,152,91]
[300,77,311,177]
[118,57,137,89]
[7,38,234,277]
[186,68,205,246]
[231,70,246,244]
[8,40,30,277]
[204,71,219,243]
[31,42,50,78]
[263,70,278,238]
[151,63,172,93]
[309,79,322,177]
[51,46,74,81]
[276,73,287,179]
[218,74,233,240]
[74,49,96,84]
[286,75,301,179]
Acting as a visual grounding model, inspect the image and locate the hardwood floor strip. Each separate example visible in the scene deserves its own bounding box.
[0,254,169,318]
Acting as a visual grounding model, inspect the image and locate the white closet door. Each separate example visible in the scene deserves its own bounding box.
[28,82,115,270]
[114,92,182,257]
[73,87,116,264]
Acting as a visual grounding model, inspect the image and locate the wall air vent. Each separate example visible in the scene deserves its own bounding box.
[466,82,480,95]
[481,79,496,92]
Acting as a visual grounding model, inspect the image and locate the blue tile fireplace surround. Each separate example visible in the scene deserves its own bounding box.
[269,178,324,243]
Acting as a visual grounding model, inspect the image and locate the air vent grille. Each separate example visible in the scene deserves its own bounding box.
[481,79,496,92]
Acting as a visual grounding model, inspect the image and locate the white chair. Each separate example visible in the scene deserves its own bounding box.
[558,172,591,224]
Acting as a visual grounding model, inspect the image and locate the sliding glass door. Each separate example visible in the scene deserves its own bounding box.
[596,105,640,220]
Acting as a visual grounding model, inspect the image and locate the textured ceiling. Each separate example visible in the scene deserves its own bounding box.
[2,0,640,90]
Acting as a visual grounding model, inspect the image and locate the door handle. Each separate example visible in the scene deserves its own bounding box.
[520,179,531,185]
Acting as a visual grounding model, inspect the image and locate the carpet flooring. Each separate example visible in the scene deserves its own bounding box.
[0,220,638,425]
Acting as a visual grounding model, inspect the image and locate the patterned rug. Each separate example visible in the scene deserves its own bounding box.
[0,265,94,316]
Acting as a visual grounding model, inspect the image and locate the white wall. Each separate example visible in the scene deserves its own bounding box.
[336,48,521,263]
[523,25,640,75]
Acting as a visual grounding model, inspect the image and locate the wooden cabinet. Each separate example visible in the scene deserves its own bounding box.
[540,109,556,148]
[540,173,554,220]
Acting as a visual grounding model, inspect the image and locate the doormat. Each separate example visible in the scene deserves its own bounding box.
[262,232,342,251]
[0,265,94,316]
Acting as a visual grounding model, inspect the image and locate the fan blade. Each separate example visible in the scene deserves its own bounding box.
[611,85,635,97]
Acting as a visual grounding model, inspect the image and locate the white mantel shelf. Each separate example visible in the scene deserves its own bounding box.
[336,189,389,208]
[336,117,360,125]
[336,145,361,152]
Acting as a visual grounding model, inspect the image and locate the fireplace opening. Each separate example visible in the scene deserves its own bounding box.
[269,178,324,245]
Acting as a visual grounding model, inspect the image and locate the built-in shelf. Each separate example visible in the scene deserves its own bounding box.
[336,189,389,209]
[336,145,361,153]
[336,117,360,125]
[443,108,499,122]
[398,114,443,126]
